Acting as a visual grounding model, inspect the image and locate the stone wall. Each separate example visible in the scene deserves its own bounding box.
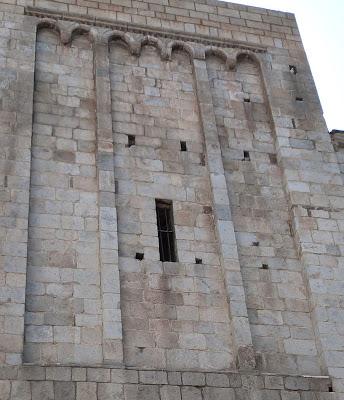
[0,0,343,398]
[0,365,335,400]
[207,54,320,375]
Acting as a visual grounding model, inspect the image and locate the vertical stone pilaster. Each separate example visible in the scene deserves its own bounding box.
[192,58,255,370]
[260,52,344,392]
[0,14,36,366]
[94,37,123,365]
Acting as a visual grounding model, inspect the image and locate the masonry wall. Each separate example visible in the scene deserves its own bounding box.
[206,54,321,375]
[0,0,343,398]
[111,44,235,371]
[25,28,103,365]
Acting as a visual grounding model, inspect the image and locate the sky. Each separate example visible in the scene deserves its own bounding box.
[223,0,344,131]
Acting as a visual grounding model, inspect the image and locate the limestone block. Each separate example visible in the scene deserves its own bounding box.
[180,387,202,400]
[31,381,54,400]
[124,384,160,400]
[160,386,181,400]
[97,383,123,400]
[202,387,235,400]
[54,382,76,400]
[76,382,97,400]
[10,381,31,400]
[0,381,10,400]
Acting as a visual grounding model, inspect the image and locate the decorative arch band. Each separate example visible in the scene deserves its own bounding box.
[34,18,265,69]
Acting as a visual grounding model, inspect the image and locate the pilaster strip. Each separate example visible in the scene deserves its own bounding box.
[94,37,123,366]
[259,53,344,391]
[192,58,256,370]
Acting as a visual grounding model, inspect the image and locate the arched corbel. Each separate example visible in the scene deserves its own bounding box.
[139,35,165,60]
[68,24,93,44]
[205,46,236,70]
[236,50,261,67]
[104,30,139,55]
[165,40,195,61]
[36,18,61,36]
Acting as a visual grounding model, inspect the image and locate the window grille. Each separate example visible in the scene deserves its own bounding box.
[155,199,177,262]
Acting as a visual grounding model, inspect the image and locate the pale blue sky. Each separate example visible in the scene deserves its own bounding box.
[225,0,344,131]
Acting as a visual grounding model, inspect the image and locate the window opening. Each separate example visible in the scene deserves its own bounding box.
[127,135,135,147]
[289,65,297,74]
[180,141,187,151]
[156,199,177,262]
[243,150,250,161]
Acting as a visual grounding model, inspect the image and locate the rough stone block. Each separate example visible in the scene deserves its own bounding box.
[97,383,123,400]
[31,381,54,400]
[54,382,76,400]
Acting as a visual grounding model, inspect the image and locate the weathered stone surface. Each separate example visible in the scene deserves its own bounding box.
[0,0,343,395]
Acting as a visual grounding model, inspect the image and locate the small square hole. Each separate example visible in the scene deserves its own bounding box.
[269,154,277,165]
[244,98,251,103]
[203,206,212,214]
[252,242,260,247]
[261,264,269,270]
[289,65,297,74]
[243,151,250,161]
[195,258,202,264]
[328,385,333,392]
[180,141,187,151]
[127,135,135,147]
[135,253,144,260]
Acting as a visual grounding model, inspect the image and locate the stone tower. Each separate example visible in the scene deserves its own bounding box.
[0,0,343,398]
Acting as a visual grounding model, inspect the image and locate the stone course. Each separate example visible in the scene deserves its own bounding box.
[0,0,343,398]
[0,366,336,400]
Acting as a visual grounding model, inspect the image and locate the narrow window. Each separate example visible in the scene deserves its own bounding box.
[127,135,135,147]
[156,199,177,262]
[296,97,304,102]
[244,97,251,103]
[291,118,296,129]
[180,141,187,151]
[243,150,250,161]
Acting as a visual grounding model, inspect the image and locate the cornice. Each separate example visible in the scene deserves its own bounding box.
[25,6,267,54]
